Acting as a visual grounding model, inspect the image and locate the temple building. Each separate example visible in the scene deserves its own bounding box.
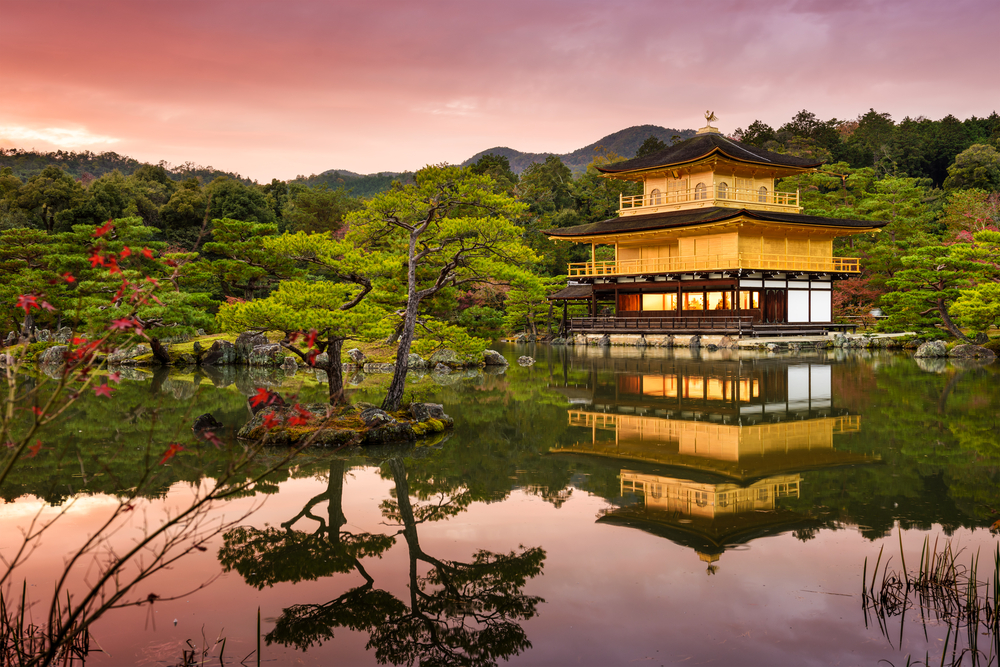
[547,114,887,335]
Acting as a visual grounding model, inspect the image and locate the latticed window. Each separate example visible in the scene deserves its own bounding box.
[758,186,768,203]
[694,182,707,200]
[717,182,729,199]
[649,188,663,205]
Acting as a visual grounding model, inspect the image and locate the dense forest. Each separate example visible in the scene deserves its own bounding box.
[0,108,998,345]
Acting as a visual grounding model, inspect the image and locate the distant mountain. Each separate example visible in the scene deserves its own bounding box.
[0,148,251,184]
[462,124,697,174]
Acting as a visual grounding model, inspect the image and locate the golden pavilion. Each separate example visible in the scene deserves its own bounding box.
[547,114,887,335]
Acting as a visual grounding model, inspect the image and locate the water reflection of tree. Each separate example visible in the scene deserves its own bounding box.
[219,456,545,666]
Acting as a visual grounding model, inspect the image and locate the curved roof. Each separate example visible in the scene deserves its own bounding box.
[597,133,822,174]
[546,207,887,239]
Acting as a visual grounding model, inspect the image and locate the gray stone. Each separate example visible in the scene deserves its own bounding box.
[428,348,460,365]
[4,332,16,346]
[665,335,676,348]
[196,329,206,337]
[766,343,778,352]
[517,356,535,366]
[432,362,451,373]
[35,329,50,342]
[949,344,996,361]
[38,345,68,365]
[201,340,236,366]
[281,356,298,371]
[483,349,508,366]
[407,353,427,369]
[174,353,197,366]
[410,402,446,421]
[248,343,282,367]
[54,327,73,344]
[718,335,736,349]
[705,343,718,351]
[192,341,203,354]
[788,343,800,352]
[347,348,367,364]
[636,335,647,348]
[550,337,566,345]
[688,335,701,349]
[914,340,948,358]
[235,332,268,362]
[598,333,611,347]
[313,352,330,367]
[348,371,366,385]
[359,407,395,428]
[106,344,151,365]
[192,413,223,431]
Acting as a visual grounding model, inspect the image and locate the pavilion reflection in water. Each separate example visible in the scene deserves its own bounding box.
[552,358,878,566]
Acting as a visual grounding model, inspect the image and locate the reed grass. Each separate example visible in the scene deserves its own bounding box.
[863,536,1000,667]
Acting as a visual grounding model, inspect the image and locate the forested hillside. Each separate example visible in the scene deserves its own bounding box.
[462,124,696,174]
[0,107,998,344]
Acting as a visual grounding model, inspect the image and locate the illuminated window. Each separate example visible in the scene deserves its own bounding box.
[683,376,704,398]
[706,378,726,401]
[739,290,760,309]
[695,491,708,507]
[706,291,733,310]
[641,293,677,311]
[694,182,707,200]
[717,182,729,199]
[683,292,704,310]
[642,374,677,398]
[649,188,663,205]
[758,186,768,203]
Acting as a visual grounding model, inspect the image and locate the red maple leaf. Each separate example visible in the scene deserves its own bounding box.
[62,272,76,283]
[145,276,159,286]
[93,385,114,398]
[287,414,309,427]
[107,258,122,275]
[40,301,55,312]
[249,387,272,407]
[89,253,105,268]
[26,440,43,458]
[92,219,114,238]
[262,413,281,430]
[30,406,44,416]
[159,443,184,465]
[72,337,88,345]
[15,295,39,313]
[109,317,135,331]
[108,371,121,384]
[305,329,318,348]
[141,247,154,259]
[120,246,132,259]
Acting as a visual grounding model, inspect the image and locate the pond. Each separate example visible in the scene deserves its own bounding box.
[2,344,999,666]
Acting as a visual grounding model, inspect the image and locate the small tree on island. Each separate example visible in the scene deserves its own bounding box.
[216,232,392,405]
[345,165,538,412]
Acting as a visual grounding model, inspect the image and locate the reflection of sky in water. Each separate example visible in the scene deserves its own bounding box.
[2,348,998,665]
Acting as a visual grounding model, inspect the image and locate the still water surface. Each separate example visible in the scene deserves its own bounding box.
[3,344,999,666]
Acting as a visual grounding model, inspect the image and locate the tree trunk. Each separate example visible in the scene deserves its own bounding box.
[150,337,172,365]
[382,232,421,412]
[936,297,972,343]
[547,303,553,337]
[323,338,347,406]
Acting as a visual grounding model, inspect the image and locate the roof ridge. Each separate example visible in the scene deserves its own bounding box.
[716,135,773,163]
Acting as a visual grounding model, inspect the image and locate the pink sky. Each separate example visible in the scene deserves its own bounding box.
[2,0,997,182]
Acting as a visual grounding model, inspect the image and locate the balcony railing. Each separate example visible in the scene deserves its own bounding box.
[566,253,860,277]
[620,186,799,213]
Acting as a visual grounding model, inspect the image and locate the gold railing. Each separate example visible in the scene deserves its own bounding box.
[620,186,799,211]
[566,253,860,277]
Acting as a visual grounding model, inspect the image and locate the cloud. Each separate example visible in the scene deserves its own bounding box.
[0,125,121,149]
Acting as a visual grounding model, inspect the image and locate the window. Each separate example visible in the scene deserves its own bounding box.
[667,178,688,202]
[649,188,662,205]
[683,292,704,310]
[706,291,733,310]
[758,186,768,203]
[641,293,677,311]
[717,182,729,199]
[739,290,760,309]
[694,182,707,200]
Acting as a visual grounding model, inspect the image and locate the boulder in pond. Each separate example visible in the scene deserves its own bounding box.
[914,340,948,358]
[281,356,298,371]
[483,349,508,366]
[235,332,268,362]
[201,340,236,366]
[428,348,460,366]
[688,335,701,349]
[192,413,223,431]
[38,345,68,365]
[948,344,996,361]
[248,343,282,367]
[360,407,395,428]
[407,353,427,369]
[409,402,446,421]
[347,348,367,364]
[517,356,535,366]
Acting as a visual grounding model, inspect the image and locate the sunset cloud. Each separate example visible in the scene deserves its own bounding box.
[1,0,996,181]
